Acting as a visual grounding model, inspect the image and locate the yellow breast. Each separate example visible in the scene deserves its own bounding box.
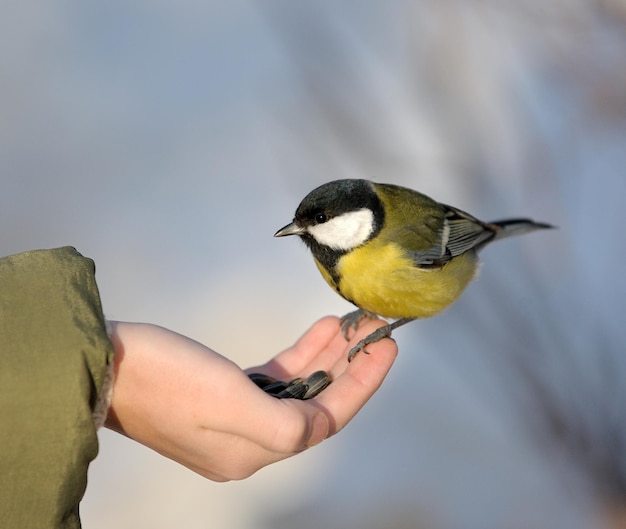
[317,240,479,319]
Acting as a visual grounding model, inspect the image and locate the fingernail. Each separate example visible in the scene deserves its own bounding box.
[306,412,330,447]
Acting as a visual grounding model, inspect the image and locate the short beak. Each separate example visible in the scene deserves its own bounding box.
[274,221,305,237]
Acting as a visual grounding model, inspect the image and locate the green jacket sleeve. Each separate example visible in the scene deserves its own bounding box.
[0,247,115,529]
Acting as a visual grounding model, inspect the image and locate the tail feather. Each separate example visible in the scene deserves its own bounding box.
[490,218,554,241]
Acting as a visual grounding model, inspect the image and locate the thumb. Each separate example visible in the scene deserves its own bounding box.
[305,410,330,448]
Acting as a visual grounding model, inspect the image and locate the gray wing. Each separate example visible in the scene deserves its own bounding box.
[409,205,497,268]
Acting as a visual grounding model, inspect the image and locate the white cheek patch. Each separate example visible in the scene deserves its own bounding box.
[307,208,375,251]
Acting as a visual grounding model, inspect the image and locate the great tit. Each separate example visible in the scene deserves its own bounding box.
[275,179,553,361]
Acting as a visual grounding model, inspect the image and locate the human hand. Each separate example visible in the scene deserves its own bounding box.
[105,316,397,482]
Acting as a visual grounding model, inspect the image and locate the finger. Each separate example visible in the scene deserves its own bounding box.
[271,315,393,378]
[246,323,396,451]
[220,394,322,454]
[237,318,396,453]
[314,317,391,377]
[249,316,341,378]
[233,331,396,455]
[313,321,398,434]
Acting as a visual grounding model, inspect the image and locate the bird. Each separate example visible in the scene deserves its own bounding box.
[275,179,553,361]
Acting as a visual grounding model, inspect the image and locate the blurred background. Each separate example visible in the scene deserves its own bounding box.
[2,1,625,528]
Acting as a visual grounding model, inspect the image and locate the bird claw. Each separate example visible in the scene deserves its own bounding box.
[339,309,376,340]
[248,370,332,400]
[345,317,414,361]
[347,341,369,363]
[346,324,393,362]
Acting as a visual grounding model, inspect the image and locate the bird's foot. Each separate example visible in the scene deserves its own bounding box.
[347,325,392,362]
[248,370,332,400]
[347,317,415,362]
[339,309,377,340]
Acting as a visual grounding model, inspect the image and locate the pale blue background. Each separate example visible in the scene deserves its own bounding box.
[2,1,625,528]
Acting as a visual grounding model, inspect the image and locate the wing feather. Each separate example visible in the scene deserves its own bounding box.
[406,204,497,268]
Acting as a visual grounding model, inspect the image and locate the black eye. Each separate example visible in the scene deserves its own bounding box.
[315,213,328,224]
